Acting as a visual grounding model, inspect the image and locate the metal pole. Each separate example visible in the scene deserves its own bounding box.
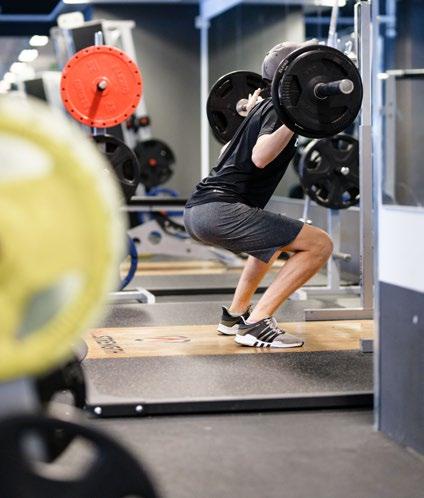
[197,9,210,180]
[327,0,342,296]
[356,0,374,312]
[327,210,342,292]
[372,0,383,431]
[92,31,105,137]
[327,0,340,48]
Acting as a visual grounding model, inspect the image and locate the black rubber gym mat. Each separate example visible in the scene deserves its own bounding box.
[132,271,330,293]
[85,350,372,402]
[100,299,328,327]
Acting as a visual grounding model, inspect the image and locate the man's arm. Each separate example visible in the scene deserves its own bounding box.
[252,125,294,169]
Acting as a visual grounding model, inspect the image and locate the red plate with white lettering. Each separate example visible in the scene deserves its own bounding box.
[61,45,143,128]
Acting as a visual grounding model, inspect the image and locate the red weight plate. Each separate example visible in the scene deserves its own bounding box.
[61,45,143,128]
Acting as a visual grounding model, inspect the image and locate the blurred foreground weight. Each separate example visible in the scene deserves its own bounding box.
[35,355,86,461]
[0,412,160,498]
[61,45,143,128]
[0,96,125,382]
[298,134,359,209]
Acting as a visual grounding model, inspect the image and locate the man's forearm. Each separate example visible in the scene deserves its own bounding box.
[252,125,294,168]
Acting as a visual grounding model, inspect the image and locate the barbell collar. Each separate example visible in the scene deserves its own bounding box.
[97,79,108,91]
[236,98,249,117]
[338,166,350,176]
[314,79,354,99]
[332,251,352,262]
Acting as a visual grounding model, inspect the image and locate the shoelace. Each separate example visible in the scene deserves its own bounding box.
[264,317,285,336]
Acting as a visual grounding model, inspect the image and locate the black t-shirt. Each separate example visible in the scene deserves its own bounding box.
[186,98,297,209]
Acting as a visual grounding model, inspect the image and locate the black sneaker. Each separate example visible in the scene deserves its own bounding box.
[217,305,252,336]
[236,316,304,348]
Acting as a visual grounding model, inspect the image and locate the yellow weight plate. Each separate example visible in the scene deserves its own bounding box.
[0,96,126,382]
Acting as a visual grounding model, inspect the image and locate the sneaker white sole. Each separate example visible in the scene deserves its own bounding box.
[235,333,304,348]
[217,323,239,335]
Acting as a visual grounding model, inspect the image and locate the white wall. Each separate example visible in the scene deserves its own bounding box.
[379,206,424,293]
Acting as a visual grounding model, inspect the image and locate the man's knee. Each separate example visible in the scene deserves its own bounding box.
[284,224,333,260]
[311,229,333,261]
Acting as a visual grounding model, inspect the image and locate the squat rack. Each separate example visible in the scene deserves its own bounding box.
[197,0,375,322]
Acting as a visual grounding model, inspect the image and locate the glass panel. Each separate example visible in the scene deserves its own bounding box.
[378,0,424,207]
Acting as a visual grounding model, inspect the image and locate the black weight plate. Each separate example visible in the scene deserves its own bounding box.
[93,134,141,202]
[299,134,359,209]
[272,45,363,138]
[0,412,160,498]
[292,137,312,175]
[207,70,266,144]
[35,356,86,462]
[134,139,175,191]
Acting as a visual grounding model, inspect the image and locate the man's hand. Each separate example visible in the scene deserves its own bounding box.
[245,88,263,115]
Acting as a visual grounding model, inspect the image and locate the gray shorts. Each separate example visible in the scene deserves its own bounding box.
[184,202,304,263]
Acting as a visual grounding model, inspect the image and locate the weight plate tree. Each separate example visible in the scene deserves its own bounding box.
[207,70,266,144]
[93,134,141,202]
[298,134,359,209]
[134,139,175,191]
[0,96,125,382]
[60,45,143,129]
[272,45,363,138]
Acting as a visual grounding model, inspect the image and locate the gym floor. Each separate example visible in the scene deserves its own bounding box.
[77,260,424,498]
[94,410,424,498]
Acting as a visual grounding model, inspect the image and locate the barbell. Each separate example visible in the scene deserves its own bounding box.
[207,44,363,144]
